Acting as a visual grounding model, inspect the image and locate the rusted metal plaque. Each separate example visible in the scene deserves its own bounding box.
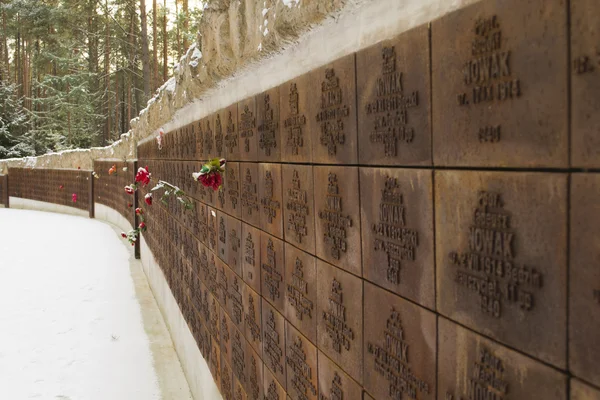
[231,324,248,388]
[309,54,358,164]
[197,202,209,246]
[207,206,218,253]
[245,337,265,400]
[257,87,281,162]
[238,97,258,161]
[363,282,436,400]
[263,366,286,400]
[570,173,600,386]
[224,104,240,161]
[280,76,312,163]
[93,160,135,225]
[316,260,363,384]
[198,115,216,161]
[261,232,285,313]
[240,163,260,227]
[227,272,246,331]
[228,215,243,277]
[285,321,318,400]
[221,305,233,367]
[438,317,567,400]
[572,379,600,400]
[282,164,316,255]
[210,336,222,389]
[259,163,284,239]
[318,350,362,400]
[222,354,234,400]
[209,292,222,349]
[242,222,262,294]
[217,257,231,308]
[284,243,317,345]
[262,298,287,388]
[435,170,567,368]
[244,284,263,357]
[432,0,568,167]
[218,211,229,263]
[314,166,361,276]
[363,391,375,400]
[224,162,242,219]
[571,0,600,167]
[360,167,434,309]
[357,24,431,166]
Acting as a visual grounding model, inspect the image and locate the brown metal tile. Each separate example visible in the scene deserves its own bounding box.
[210,336,222,389]
[439,316,568,400]
[314,166,362,276]
[570,173,600,386]
[316,260,363,384]
[257,87,281,162]
[285,321,318,400]
[242,222,262,294]
[244,284,263,357]
[198,115,215,161]
[221,305,233,368]
[241,162,260,227]
[239,97,259,161]
[197,202,209,246]
[264,366,287,400]
[222,356,234,400]
[209,292,222,349]
[435,170,567,368]
[571,379,600,400]
[357,24,431,166]
[359,167,435,309]
[262,298,287,388]
[259,163,284,240]
[217,257,231,308]
[284,243,318,345]
[228,215,243,277]
[432,0,568,167]
[234,377,248,400]
[282,164,316,255]
[309,54,358,164]
[261,232,286,313]
[207,206,218,253]
[231,324,248,388]
[224,162,242,219]
[218,211,229,263]
[227,272,245,332]
[363,282,436,400]
[280,76,312,163]
[318,350,362,400]
[224,104,240,161]
[246,338,265,400]
[571,0,600,167]
[214,111,226,160]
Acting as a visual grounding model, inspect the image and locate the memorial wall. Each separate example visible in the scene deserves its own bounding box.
[134,0,600,399]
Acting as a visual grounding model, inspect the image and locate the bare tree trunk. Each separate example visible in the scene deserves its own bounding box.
[104,0,111,144]
[162,0,167,81]
[140,0,151,102]
[175,0,180,59]
[2,2,9,82]
[182,0,188,51]
[152,0,158,90]
[115,65,119,139]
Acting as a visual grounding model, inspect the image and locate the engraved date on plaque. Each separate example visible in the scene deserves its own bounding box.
[322,278,353,353]
[240,105,256,153]
[449,191,543,318]
[228,168,240,211]
[372,176,419,285]
[215,114,224,154]
[318,173,352,260]
[445,347,508,400]
[245,233,256,281]
[456,16,522,144]
[286,170,309,243]
[367,46,419,158]
[242,169,259,216]
[225,110,238,154]
[229,276,244,325]
[264,309,284,374]
[287,258,314,320]
[317,69,349,155]
[284,84,307,155]
[367,308,430,399]
[245,295,262,344]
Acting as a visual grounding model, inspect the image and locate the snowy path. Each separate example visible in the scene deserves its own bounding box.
[0,208,192,400]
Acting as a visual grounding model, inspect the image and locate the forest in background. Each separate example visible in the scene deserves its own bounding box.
[0,0,202,159]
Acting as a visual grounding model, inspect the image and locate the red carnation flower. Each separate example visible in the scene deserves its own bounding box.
[72,193,77,203]
[144,193,153,205]
[139,222,146,230]
[121,232,127,238]
[212,173,222,191]
[128,203,133,208]
[124,185,135,195]
[135,207,143,215]
[59,185,64,189]
[135,167,151,186]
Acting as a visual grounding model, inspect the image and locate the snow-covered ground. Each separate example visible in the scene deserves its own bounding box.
[0,208,190,400]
